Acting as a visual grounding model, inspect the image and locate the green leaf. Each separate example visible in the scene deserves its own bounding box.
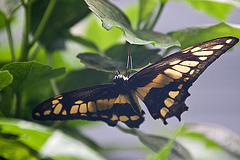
[78,44,161,72]
[0,136,39,160]
[77,53,119,72]
[184,0,235,20]
[85,16,123,51]
[0,70,13,91]
[0,118,52,157]
[0,0,21,19]
[138,124,193,160]
[1,61,65,91]
[182,123,240,158]
[58,69,113,92]
[85,0,180,49]
[0,118,106,160]
[30,0,90,50]
[105,44,161,69]
[168,22,240,49]
[65,32,99,51]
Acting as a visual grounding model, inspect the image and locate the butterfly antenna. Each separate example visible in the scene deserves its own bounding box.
[125,43,132,77]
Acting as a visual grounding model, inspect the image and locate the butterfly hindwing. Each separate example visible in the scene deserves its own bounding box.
[129,37,239,124]
[32,84,145,128]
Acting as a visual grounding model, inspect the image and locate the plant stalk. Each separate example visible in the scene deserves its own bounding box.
[29,0,57,47]
[5,18,16,62]
[19,1,30,61]
[148,2,166,30]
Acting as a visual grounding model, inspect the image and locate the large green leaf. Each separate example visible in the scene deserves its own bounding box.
[184,0,235,20]
[0,70,13,91]
[182,123,240,158]
[168,22,240,49]
[77,53,119,72]
[1,61,65,91]
[105,44,161,69]
[58,69,113,92]
[84,0,180,49]
[0,118,106,160]
[140,124,192,160]
[30,0,90,50]
[78,44,161,72]
[0,118,51,160]
[85,17,123,51]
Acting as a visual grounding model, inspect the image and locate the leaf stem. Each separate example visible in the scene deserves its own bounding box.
[29,0,57,47]
[116,125,137,135]
[19,1,31,61]
[148,2,166,30]
[47,52,60,95]
[5,17,16,62]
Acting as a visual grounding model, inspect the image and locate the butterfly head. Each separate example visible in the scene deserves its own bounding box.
[113,71,129,83]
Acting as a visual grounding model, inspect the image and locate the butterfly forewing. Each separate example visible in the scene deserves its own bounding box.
[32,84,145,128]
[129,37,239,124]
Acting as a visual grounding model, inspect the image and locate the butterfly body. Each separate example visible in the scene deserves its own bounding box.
[33,37,239,128]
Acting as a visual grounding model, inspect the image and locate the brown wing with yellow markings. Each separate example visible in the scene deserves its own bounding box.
[129,36,239,124]
[32,84,145,128]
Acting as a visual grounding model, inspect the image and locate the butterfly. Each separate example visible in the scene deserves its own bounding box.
[32,37,239,128]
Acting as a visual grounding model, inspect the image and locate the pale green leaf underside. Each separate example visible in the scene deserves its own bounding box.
[84,0,180,49]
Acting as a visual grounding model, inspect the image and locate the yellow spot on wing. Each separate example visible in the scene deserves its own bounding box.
[164,68,182,79]
[172,65,191,73]
[88,102,97,112]
[54,95,62,99]
[178,84,183,89]
[44,110,51,115]
[189,70,195,75]
[101,115,108,118]
[52,99,59,105]
[62,110,67,115]
[75,100,83,104]
[152,74,174,85]
[79,103,87,113]
[169,60,181,65]
[160,107,169,117]
[70,105,79,114]
[164,98,174,107]
[180,61,199,67]
[97,99,108,111]
[169,91,179,99]
[119,116,129,122]
[191,47,201,52]
[199,57,207,61]
[111,114,118,121]
[212,45,223,49]
[136,87,151,100]
[183,77,189,82]
[114,95,129,104]
[226,39,232,43]
[130,115,139,121]
[182,46,193,53]
[35,112,40,116]
[193,51,213,56]
[107,99,115,109]
[54,103,62,114]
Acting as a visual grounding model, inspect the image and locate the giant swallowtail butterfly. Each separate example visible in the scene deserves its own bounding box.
[32,37,239,128]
